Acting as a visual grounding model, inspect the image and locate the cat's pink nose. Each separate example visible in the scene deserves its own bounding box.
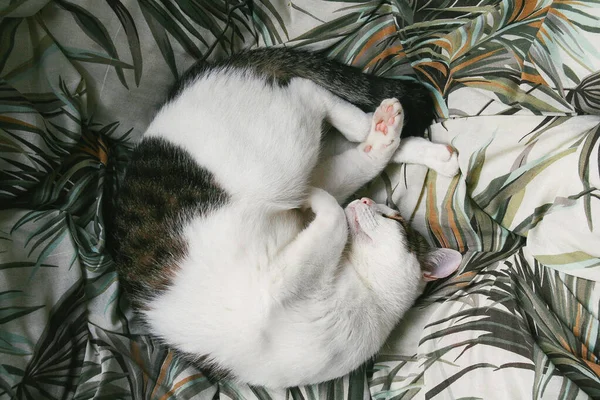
[361,197,374,206]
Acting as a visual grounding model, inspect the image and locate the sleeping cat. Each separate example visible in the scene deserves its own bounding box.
[109,48,462,388]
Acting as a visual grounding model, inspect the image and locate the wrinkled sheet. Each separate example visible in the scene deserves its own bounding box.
[1,0,599,399]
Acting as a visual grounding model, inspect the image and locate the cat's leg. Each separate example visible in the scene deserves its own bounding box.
[391,136,459,177]
[290,78,371,142]
[324,100,372,143]
[312,99,404,203]
[272,188,348,300]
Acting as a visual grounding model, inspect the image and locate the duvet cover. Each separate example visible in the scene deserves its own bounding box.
[1,1,599,399]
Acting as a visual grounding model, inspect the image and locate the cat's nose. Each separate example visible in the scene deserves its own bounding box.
[360,197,374,206]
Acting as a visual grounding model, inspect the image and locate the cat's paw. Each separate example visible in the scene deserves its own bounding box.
[427,144,460,177]
[306,188,347,229]
[306,187,342,215]
[360,99,404,159]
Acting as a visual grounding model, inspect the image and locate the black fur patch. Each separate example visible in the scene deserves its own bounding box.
[108,137,228,306]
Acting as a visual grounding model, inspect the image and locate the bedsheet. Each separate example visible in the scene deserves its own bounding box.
[1,0,599,399]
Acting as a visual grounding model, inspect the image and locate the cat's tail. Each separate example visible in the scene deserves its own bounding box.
[217,47,436,138]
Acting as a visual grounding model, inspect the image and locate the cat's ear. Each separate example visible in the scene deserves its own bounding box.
[422,248,462,281]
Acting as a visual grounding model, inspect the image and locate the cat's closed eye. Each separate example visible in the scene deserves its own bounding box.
[381,213,405,223]
[380,212,414,234]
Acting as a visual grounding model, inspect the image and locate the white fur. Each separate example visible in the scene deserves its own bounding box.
[142,69,461,388]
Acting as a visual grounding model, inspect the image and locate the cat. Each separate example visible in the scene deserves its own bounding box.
[109,47,462,388]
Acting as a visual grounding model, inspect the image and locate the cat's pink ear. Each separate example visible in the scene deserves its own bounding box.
[422,248,462,281]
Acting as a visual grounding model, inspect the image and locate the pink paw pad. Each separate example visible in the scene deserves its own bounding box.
[362,98,403,158]
[375,121,388,135]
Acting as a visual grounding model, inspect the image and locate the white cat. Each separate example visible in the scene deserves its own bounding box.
[110,48,462,388]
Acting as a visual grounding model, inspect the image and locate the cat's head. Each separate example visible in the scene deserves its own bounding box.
[344,197,462,281]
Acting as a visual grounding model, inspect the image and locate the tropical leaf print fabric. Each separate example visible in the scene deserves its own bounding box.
[1,0,599,399]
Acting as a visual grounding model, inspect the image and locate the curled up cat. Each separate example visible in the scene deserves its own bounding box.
[109,48,463,388]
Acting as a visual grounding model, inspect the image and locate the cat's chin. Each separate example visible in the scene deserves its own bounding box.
[344,199,376,238]
[345,209,362,236]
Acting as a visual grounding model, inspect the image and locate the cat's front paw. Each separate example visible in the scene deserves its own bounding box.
[360,99,404,159]
[427,144,460,177]
[306,187,342,215]
[306,187,347,231]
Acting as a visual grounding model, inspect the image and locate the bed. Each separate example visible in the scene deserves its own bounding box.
[1,0,599,398]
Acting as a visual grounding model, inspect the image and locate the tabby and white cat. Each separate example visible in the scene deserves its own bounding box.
[110,48,462,388]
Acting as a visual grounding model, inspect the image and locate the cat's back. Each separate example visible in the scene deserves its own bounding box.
[108,136,229,304]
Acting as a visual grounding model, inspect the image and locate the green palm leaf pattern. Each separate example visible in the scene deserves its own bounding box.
[567,71,600,114]
[0,290,43,358]
[1,0,600,399]
[12,282,87,400]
